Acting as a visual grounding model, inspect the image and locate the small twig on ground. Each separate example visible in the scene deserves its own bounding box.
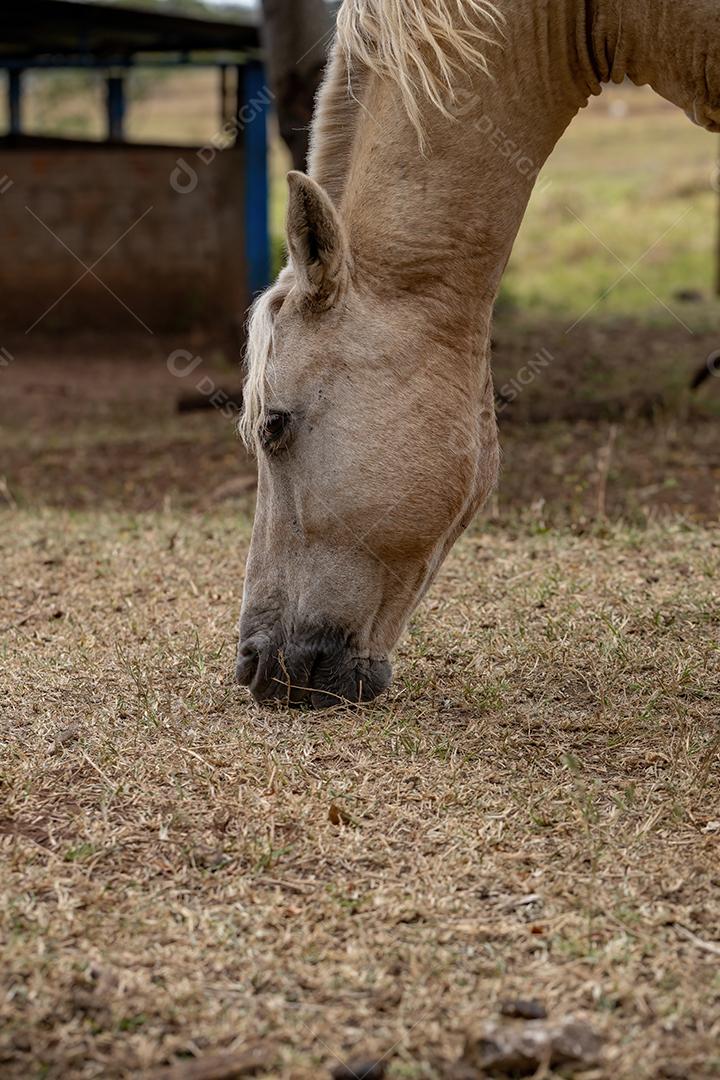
[0,475,17,508]
[595,424,619,519]
[149,1044,274,1080]
[674,924,720,957]
[80,749,116,791]
[177,746,216,771]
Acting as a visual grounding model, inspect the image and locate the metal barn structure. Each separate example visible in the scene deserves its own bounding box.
[0,0,270,333]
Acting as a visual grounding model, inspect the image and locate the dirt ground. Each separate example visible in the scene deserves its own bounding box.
[2,508,719,1080]
[1,321,718,520]
[1,324,719,1079]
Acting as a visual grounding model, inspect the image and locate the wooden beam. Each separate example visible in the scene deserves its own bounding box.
[105,73,125,142]
[8,69,22,136]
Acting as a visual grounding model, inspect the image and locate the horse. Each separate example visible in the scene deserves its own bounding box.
[236,0,720,708]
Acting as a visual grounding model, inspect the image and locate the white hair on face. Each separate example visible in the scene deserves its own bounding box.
[336,0,505,145]
[237,271,292,452]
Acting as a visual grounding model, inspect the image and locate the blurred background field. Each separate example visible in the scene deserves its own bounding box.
[3,70,719,318]
[1,77,719,522]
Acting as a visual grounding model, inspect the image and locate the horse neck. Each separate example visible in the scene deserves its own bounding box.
[333,68,575,335]
[315,0,720,330]
[326,15,581,331]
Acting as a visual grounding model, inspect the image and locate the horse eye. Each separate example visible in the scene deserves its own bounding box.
[262,411,291,450]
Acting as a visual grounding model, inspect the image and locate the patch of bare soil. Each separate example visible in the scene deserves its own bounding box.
[491,316,720,523]
[0,331,256,511]
[1,322,718,521]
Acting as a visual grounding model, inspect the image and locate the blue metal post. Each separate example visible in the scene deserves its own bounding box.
[106,74,126,142]
[240,61,270,295]
[8,69,22,136]
[219,64,229,128]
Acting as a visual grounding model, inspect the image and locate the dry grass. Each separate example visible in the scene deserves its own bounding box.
[2,61,720,1080]
[2,508,719,1079]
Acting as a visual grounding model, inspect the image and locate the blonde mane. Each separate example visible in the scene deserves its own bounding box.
[238,0,504,452]
[336,0,504,144]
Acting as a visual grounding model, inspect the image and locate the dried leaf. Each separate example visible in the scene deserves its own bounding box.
[328,803,353,826]
[48,723,82,754]
[499,999,548,1020]
[452,1016,603,1077]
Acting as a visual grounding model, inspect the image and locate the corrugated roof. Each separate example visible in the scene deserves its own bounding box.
[0,0,261,61]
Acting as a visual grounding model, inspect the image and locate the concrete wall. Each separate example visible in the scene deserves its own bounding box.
[0,140,248,333]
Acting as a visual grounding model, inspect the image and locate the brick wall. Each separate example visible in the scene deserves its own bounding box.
[0,141,248,333]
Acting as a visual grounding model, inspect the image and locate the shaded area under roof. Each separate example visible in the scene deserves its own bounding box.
[0,0,261,63]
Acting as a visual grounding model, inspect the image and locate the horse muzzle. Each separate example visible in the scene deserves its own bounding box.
[235,625,392,709]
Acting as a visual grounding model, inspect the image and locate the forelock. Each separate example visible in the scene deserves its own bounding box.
[238,271,293,453]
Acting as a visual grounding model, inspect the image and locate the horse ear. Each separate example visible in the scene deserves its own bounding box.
[286,171,348,306]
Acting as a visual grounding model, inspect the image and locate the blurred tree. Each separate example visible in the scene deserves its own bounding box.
[260,0,332,171]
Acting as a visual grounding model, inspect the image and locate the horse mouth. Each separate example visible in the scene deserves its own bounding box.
[235,628,392,709]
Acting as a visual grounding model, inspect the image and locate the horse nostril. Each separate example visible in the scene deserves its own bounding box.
[235,641,260,686]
